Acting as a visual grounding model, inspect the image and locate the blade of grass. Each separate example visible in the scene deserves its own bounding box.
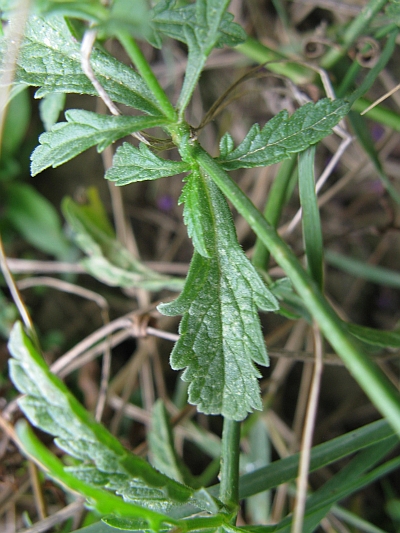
[252,154,297,270]
[298,146,323,289]
[194,146,400,436]
[231,419,393,499]
[326,250,400,289]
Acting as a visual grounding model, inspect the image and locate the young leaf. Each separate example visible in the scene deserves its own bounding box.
[158,173,279,421]
[31,111,167,175]
[150,0,246,49]
[62,193,184,292]
[0,15,164,116]
[105,142,190,185]
[5,182,71,260]
[39,92,66,131]
[217,98,350,170]
[150,0,245,115]
[8,322,198,508]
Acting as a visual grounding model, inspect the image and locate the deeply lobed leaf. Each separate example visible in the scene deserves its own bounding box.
[158,173,279,420]
[31,111,168,175]
[0,15,164,116]
[217,98,350,170]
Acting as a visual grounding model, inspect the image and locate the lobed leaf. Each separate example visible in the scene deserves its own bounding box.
[158,173,279,420]
[8,322,198,509]
[217,98,350,170]
[150,0,245,114]
[150,0,246,49]
[0,15,164,116]
[31,111,167,175]
[105,142,190,185]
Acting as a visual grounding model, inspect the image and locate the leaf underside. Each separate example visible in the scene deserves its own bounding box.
[8,322,194,512]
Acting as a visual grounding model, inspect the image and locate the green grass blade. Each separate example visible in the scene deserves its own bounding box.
[298,146,323,288]
[326,250,400,289]
[213,419,395,499]
[252,154,297,270]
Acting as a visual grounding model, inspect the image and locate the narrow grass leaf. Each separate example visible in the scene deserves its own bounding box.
[149,400,193,486]
[235,419,395,499]
[217,99,350,170]
[158,173,279,420]
[326,250,400,289]
[298,146,324,288]
[346,322,400,348]
[31,111,168,175]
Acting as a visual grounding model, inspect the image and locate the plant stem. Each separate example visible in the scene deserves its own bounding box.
[117,31,177,122]
[193,145,400,437]
[219,418,241,512]
[320,0,388,69]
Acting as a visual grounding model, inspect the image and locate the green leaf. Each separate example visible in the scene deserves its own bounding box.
[150,0,246,49]
[149,400,202,490]
[1,87,31,156]
[385,1,400,27]
[31,111,167,176]
[234,418,396,500]
[346,322,400,348]
[39,92,66,131]
[1,15,164,116]
[158,174,279,420]
[105,143,190,186]
[8,322,198,509]
[62,192,184,292]
[325,249,400,289]
[15,420,177,531]
[217,98,350,170]
[298,146,324,288]
[151,0,245,115]
[5,182,71,260]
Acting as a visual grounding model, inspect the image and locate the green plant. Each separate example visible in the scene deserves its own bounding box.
[1,1,400,532]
